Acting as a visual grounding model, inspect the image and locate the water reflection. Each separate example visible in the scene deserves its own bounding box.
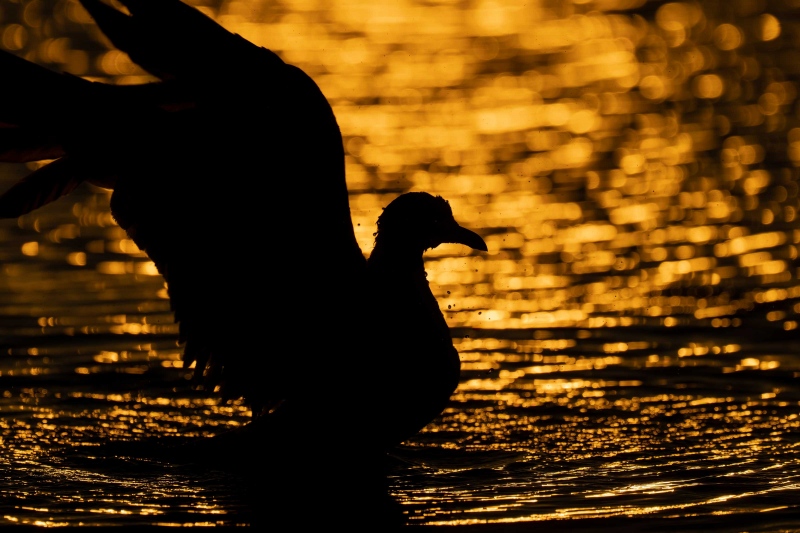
[2,0,800,528]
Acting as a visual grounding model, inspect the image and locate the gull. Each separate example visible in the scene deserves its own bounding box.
[0,0,486,461]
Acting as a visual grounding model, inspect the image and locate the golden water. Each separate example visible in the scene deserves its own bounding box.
[1,0,800,528]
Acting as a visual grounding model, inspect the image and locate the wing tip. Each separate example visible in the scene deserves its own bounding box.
[0,158,85,219]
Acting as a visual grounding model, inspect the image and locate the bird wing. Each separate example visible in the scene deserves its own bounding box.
[80,0,272,81]
[0,0,367,413]
[0,158,82,218]
[0,40,191,212]
[0,126,66,164]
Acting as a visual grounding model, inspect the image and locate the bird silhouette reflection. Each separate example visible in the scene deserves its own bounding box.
[0,0,487,526]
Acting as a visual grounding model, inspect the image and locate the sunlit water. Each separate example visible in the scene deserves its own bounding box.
[2,0,800,529]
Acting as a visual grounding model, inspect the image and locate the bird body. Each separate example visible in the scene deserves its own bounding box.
[0,0,486,455]
[366,192,486,445]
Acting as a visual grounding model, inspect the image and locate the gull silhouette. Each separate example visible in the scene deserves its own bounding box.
[0,0,486,521]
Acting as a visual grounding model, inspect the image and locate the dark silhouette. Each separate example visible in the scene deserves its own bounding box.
[0,0,486,525]
[368,192,486,446]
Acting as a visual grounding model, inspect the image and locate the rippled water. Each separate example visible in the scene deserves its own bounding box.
[2,0,800,529]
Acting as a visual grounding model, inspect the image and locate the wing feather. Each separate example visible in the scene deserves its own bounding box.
[0,157,86,218]
[1,0,367,415]
[0,127,65,163]
[78,0,283,81]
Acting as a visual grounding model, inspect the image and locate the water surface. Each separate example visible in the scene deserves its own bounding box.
[2,0,800,529]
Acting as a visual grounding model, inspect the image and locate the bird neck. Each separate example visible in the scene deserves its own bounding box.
[367,239,427,275]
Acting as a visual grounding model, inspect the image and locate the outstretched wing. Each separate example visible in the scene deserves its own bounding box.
[0,0,366,413]
[0,29,192,214]
[0,158,82,218]
[81,0,269,80]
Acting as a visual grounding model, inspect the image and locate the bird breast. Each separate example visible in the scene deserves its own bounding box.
[365,266,461,446]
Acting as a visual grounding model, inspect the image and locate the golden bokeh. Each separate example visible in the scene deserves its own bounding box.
[2,0,800,527]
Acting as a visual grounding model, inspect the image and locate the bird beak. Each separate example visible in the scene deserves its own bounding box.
[443,224,488,252]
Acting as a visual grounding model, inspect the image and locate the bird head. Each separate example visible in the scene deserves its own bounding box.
[373,192,487,254]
